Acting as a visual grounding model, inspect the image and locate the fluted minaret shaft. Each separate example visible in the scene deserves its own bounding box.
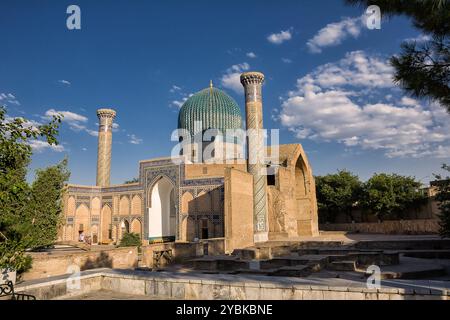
[96,109,116,187]
[240,72,268,242]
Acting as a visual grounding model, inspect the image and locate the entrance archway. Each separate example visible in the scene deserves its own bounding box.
[131,219,142,238]
[120,219,130,239]
[148,176,176,241]
[101,205,112,243]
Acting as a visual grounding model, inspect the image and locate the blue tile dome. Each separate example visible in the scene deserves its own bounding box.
[177,83,242,137]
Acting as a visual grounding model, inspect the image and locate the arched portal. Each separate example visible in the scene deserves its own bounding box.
[101,205,112,243]
[148,176,176,241]
[75,204,89,242]
[118,219,129,241]
[131,219,142,238]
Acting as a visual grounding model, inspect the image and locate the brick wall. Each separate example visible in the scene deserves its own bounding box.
[320,219,440,235]
[23,247,138,281]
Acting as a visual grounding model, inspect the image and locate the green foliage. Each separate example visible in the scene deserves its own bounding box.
[362,173,426,220]
[0,106,62,243]
[0,238,32,273]
[124,177,139,184]
[27,159,70,249]
[0,106,65,272]
[118,233,141,247]
[345,0,450,112]
[316,171,427,222]
[434,164,450,237]
[315,170,363,223]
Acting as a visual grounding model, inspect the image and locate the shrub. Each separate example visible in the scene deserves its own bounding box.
[118,233,141,247]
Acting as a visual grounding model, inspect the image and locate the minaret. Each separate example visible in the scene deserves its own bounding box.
[96,108,116,187]
[240,72,268,243]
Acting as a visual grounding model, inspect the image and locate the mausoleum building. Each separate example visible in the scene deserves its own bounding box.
[60,72,319,252]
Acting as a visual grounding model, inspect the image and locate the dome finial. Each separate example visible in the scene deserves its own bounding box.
[210,80,213,88]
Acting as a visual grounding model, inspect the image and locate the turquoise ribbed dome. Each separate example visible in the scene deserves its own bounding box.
[178,85,242,136]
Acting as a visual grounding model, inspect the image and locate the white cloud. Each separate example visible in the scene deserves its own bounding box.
[85,129,98,137]
[44,109,88,123]
[170,85,182,93]
[58,80,71,86]
[171,93,193,109]
[404,34,431,43]
[42,109,100,137]
[267,28,293,44]
[307,17,362,53]
[279,50,450,159]
[282,58,292,64]
[128,134,143,145]
[246,52,257,58]
[172,98,188,108]
[293,51,394,91]
[0,92,20,106]
[400,96,420,107]
[28,140,65,153]
[220,62,250,94]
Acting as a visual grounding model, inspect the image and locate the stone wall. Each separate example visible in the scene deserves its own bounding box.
[330,198,440,224]
[184,163,247,179]
[224,168,254,253]
[320,219,440,235]
[15,270,450,300]
[141,239,225,268]
[23,247,138,281]
[267,144,319,238]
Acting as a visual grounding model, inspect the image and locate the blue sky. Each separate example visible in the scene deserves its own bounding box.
[1,0,448,186]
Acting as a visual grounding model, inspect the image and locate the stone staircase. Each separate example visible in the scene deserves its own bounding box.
[188,239,450,280]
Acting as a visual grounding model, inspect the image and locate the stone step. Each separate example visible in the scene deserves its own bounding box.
[269,265,311,277]
[376,266,446,280]
[353,239,450,251]
[402,250,450,259]
[328,260,357,271]
[230,269,276,276]
[367,258,448,280]
[134,267,152,272]
[189,256,249,271]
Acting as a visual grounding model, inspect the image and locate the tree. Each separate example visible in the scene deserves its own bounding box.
[124,177,139,184]
[0,106,62,243]
[315,170,363,223]
[433,164,450,237]
[345,0,450,112]
[27,159,70,249]
[362,173,426,220]
[0,106,62,273]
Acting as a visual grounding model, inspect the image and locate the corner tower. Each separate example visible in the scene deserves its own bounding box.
[240,71,268,243]
[96,108,116,187]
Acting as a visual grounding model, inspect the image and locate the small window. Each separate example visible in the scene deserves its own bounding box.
[267,174,276,186]
[202,167,208,174]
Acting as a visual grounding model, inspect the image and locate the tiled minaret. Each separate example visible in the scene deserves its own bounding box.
[240,72,268,243]
[96,108,116,187]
